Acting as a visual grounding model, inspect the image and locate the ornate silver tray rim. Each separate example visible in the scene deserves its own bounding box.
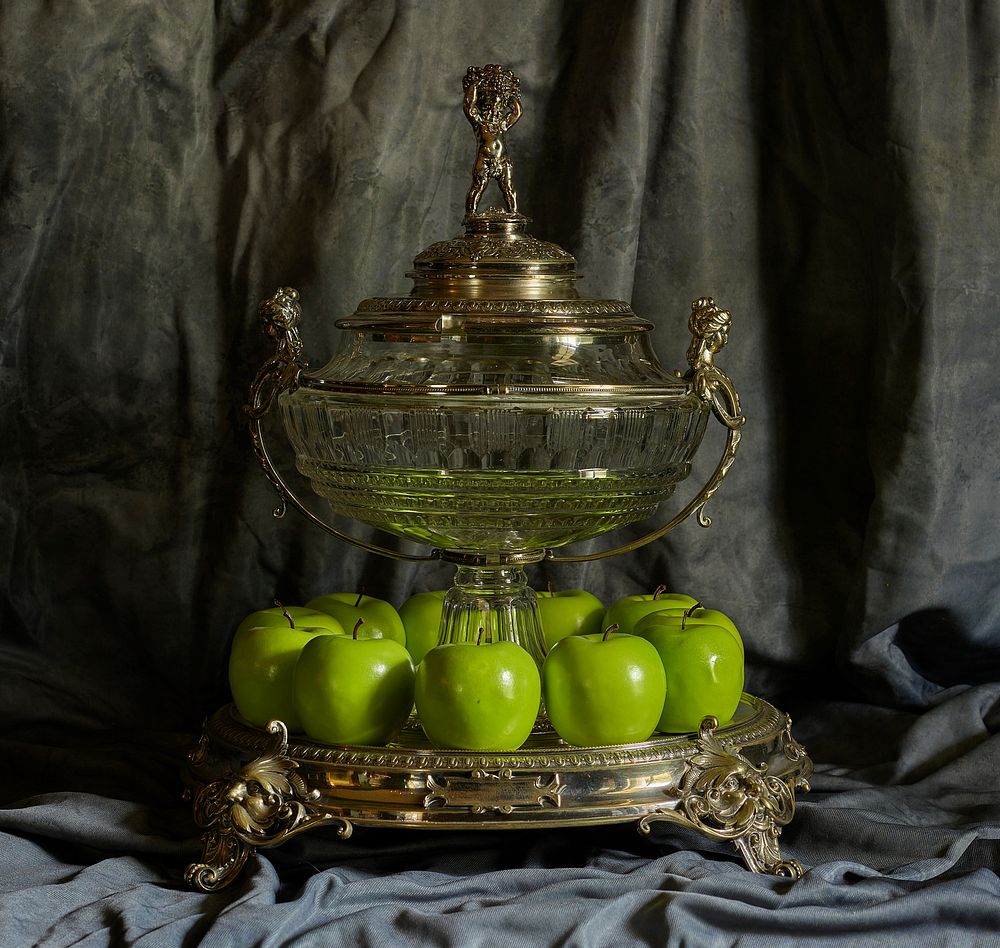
[184,694,813,893]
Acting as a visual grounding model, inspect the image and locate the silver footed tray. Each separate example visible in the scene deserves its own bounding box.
[183,694,812,892]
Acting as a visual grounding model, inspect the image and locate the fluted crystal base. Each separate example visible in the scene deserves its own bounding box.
[439,566,547,666]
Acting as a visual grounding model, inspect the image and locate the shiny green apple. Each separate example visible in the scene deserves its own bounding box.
[234,604,345,639]
[603,585,699,636]
[415,637,541,751]
[293,621,415,745]
[306,592,405,646]
[398,590,447,664]
[228,611,344,731]
[634,603,744,658]
[634,612,744,733]
[535,588,605,649]
[541,628,666,746]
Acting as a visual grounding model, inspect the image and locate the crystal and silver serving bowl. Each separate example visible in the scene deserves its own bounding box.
[278,223,711,557]
[247,67,744,663]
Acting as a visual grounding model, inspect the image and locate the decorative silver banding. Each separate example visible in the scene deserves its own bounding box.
[296,378,692,398]
[338,299,652,336]
[352,297,637,316]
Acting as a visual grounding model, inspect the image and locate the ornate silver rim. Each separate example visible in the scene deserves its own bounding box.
[203,695,783,771]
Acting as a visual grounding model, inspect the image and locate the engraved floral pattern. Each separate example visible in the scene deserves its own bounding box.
[414,235,574,265]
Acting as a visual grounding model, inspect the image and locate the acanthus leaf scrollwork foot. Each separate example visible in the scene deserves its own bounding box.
[638,715,806,879]
[184,719,352,892]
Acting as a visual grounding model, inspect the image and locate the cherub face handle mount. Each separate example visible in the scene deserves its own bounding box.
[463,63,522,218]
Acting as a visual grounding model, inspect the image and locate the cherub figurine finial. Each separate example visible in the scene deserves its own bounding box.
[463,64,522,218]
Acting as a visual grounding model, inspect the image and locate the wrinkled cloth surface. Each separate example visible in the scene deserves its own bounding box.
[2,1,1000,944]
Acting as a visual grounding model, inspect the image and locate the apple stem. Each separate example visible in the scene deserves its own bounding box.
[652,584,667,601]
[273,598,294,628]
[547,578,554,596]
[682,601,704,631]
[352,617,365,639]
[602,623,620,642]
[354,589,365,608]
[477,626,485,646]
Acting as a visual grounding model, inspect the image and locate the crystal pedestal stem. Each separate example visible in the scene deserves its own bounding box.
[439,566,547,666]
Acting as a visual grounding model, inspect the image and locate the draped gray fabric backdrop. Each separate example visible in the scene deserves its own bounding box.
[3,1,1000,944]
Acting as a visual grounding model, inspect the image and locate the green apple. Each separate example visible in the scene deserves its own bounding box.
[634,603,744,658]
[415,635,541,751]
[541,627,666,747]
[228,609,345,731]
[235,603,345,639]
[535,587,605,649]
[634,611,745,733]
[398,590,447,664]
[306,592,405,646]
[603,584,699,636]
[293,619,415,745]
